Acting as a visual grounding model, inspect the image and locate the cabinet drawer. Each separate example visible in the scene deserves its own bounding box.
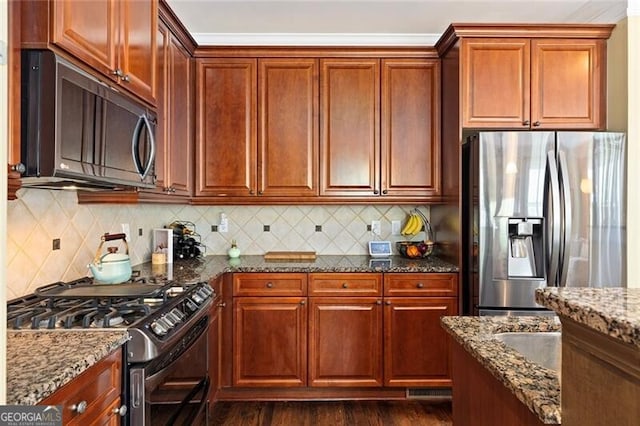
[384,273,458,297]
[233,273,307,296]
[309,273,382,296]
[40,348,121,425]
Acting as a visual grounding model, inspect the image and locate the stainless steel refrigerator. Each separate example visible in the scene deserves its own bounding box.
[462,131,626,315]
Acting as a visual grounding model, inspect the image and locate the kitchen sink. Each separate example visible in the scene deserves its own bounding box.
[493,331,562,372]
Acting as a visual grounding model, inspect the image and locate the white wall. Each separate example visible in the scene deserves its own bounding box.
[627,2,640,288]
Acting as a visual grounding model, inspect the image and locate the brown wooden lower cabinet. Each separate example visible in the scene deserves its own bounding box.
[233,297,308,387]
[40,348,123,425]
[384,297,456,387]
[450,340,550,426]
[308,297,383,387]
[224,272,458,398]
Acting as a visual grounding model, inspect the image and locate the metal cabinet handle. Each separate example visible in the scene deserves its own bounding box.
[71,401,88,414]
[417,283,424,288]
[342,283,348,289]
[523,120,530,126]
[373,189,379,195]
[266,282,273,288]
[533,121,541,127]
[385,301,391,305]
[258,190,263,195]
[112,69,123,77]
[121,74,130,83]
[217,302,226,308]
[10,163,26,174]
[376,300,382,305]
[382,189,388,195]
[113,405,128,417]
[300,300,306,305]
[249,190,254,195]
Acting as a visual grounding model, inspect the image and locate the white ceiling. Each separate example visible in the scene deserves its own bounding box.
[165,0,628,46]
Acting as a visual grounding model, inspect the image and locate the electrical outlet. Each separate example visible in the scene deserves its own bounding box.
[52,239,60,250]
[219,213,229,233]
[371,220,381,236]
[391,220,401,235]
[121,223,131,241]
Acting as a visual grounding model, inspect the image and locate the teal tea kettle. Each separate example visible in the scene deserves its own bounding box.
[88,233,132,284]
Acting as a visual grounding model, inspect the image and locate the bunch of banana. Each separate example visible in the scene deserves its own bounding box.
[400,211,423,236]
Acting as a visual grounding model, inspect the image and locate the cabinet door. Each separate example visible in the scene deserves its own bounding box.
[52,0,118,80]
[233,297,307,387]
[382,59,441,197]
[119,0,158,104]
[40,349,122,424]
[153,22,169,194]
[384,297,457,387]
[308,297,383,387]
[461,38,531,128]
[320,59,380,196]
[259,59,319,197]
[166,34,193,195]
[531,39,605,129]
[196,59,257,196]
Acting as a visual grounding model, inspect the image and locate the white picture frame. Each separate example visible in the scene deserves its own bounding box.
[153,228,174,264]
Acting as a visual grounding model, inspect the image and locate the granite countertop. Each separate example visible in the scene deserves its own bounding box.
[536,287,640,348]
[136,254,459,283]
[6,330,130,405]
[441,315,562,425]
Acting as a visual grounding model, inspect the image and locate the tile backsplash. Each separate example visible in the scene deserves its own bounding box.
[6,188,430,298]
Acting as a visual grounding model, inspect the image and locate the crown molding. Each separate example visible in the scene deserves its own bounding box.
[191,32,442,46]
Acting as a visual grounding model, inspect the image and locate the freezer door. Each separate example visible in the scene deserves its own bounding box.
[476,131,555,309]
[556,132,626,287]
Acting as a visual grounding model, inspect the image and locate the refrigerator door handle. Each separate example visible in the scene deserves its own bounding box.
[558,151,572,286]
[546,151,562,286]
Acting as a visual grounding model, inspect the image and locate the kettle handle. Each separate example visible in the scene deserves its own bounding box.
[93,233,130,264]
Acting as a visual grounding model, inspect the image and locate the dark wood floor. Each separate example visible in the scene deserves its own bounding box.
[209,400,453,425]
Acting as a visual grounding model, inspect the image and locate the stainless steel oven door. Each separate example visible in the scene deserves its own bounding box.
[129,316,209,426]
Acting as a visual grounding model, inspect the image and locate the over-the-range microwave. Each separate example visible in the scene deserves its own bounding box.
[20,50,156,190]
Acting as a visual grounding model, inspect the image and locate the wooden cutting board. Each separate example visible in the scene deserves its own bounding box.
[264,251,317,261]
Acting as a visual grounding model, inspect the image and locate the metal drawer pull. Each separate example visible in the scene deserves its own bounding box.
[300,300,306,305]
[217,302,226,308]
[385,301,391,305]
[376,300,382,305]
[342,283,348,288]
[266,282,273,288]
[417,283,424,288]
[71,401,87,414]
[113,405,128,416]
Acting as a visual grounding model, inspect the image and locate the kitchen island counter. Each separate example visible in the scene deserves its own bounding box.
[6,330,129,405]
[535,287,640,348]
[138,254,458,283]
[441,315,562,425]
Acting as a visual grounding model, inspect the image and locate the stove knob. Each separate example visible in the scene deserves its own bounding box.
[150,320,168,336]
[172,308,186,321]
[191,293,204,304]
[197,289,209,300]
[186,299,198,312]
[169,309,183,323]
[163,314,177,327]
[200,285,213,296]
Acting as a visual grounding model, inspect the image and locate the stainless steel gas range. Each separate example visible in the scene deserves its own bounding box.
[7,277,215,425]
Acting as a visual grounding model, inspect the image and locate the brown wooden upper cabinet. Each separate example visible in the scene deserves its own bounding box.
[148,19,193,198]
[461,37,606,129]
[321,59,440,198]
[195,58,318,198]
[37,0,158,105]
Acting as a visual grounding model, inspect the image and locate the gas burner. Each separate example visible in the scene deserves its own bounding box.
[92,315,125,328]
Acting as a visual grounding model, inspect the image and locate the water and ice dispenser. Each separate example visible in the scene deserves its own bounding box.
[507,218,543,278]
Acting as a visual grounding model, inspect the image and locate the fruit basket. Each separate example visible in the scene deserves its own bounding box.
[397,208,435,259]
[396,240,435,258]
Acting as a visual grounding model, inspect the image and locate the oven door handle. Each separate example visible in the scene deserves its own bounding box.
[164,375,210,426]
